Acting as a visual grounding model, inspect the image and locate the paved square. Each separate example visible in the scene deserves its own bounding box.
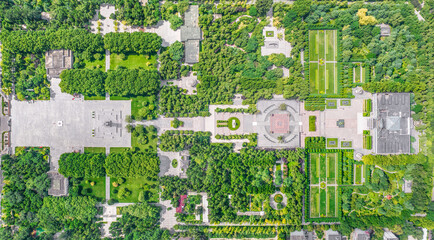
[270,113,290,134]
[12,100,131,148]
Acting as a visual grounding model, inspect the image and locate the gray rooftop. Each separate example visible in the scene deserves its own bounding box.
[378,23,391,36]
[184,40,200,64]
[180,26,201,41]
[180,5,201,63]
[184,5,199,27]
[375,93,411,154]
[47,172,69,196]
[45,49,73,78]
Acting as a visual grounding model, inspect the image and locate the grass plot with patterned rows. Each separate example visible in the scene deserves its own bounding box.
[309,30,339,95]
[309,152,339,218]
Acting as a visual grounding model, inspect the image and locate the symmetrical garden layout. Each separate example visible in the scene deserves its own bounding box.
[309,30,338,95]
[309,152,338,218]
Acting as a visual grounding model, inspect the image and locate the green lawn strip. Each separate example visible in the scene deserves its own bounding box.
[84,147,106,154]
[310,153,320,184]
[318,63,326,94]
[327,138,338,147]
[318,30,325,60]
[354,64,361,83]
[325,30,334,61]
[309,31,319,60]
[78,177,106,202]
[84,57,105,70]
[361,66,366,83]
[325,99,337,109]
[319,187,327,217]
[110,147,131,153]
[110,96,131,100]
[319,153,327,181]
[110,176,158,203]
[333,30,338,60]
[110,53,157,70]
[131,129,158,152]
[309,62,319,94]
[84,95,105,100]
[327,186,336,217]
[326,63,336,95]
[310,186,320,218]
[355,164,363,184]
[327,153,336,184]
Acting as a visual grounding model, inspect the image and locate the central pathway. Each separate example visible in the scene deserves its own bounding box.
[105,49,110,71]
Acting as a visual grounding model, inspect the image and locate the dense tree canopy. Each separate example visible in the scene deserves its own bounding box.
[59,69,107,97]
[106,68,160,97]
[105,150,160,178]
[59,153,106,178]
[104,32,162,54]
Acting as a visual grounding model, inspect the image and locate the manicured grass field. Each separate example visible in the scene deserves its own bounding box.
[309,30,339,95]
[84,147,106,154]
[84,57,105,70]
[110,53,157,70]
[319,153,327,181]
[84,95,105,100]
[326,63,336,94]
[309,152,339,218]
[319,188,327,216]
[110,176,159,203]
[327,153,337,184]
[309,31,319,60]
[110,96,130,100]
[325,30,336,61]
[131,96,156,118]
[310,186,320,218]
[354,64,361,83]
[79,177,106,202]
[110,147,130,153]
[310,153,320,184]
[355,164,363,185]
[327,186,336,217]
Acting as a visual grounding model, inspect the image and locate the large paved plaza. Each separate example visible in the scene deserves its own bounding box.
[11,79,131,152]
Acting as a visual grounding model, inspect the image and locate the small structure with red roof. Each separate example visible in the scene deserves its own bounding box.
[176,195,188,213]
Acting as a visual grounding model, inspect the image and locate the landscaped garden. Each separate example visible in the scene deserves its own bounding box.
[110,53,157,70]
[77,177,106,202]
[309,30,338,95]
[110,176,159,203]
[309,151,339,219]
[216,117,241,131]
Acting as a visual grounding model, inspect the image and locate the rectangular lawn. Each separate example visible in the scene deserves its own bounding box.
[325,30,335,61]
[84,147,106,154]
[320,153,327,182]
[309,30,339,96]
[318,63,326,94]
[354,64,362,83]
[309,31,319,60]
[326,63,336,94]
[327,186,336,217]
[310,186,320,218]
[318,30,325,60]
[355,164,363,185]
[310,153,320,184]
[327,153,337,184]
[319,188,327,216]
[79,177,106,202]
[110,176,159,203]
[110,53,157,70]
[309,63,319,94]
